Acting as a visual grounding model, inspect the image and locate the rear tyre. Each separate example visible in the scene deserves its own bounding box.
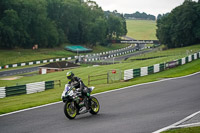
[64,101,77,119]
[89,96,100,115]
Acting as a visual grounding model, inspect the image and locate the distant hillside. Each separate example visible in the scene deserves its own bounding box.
[124,11,156,20]
[126,20,157,40]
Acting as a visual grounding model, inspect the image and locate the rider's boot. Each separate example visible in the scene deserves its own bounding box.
[84,97,89,110]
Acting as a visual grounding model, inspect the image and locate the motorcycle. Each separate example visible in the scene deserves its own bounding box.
[61,84,100,119]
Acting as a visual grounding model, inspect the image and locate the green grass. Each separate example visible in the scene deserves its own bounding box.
[0,48,74,66]
[162,126,200,133]
[0,20,157,66]
[0,44,200,87]
[0,19,200,115]
[92,43,130,53]
[126,20,157,40]
[0,20,156,66]
[0,44,129,66]
[126,44,200,63]
[0,47,200,114]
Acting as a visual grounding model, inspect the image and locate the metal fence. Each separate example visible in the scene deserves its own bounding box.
[88,73,108,85]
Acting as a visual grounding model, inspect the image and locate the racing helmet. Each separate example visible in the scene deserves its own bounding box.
[66,71,74,80]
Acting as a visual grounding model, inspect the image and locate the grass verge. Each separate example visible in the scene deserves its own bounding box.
[162,126,200,133]
[0,44,129,66]
[1,44,199,87]
[126,44,200,63]
[0,57,200,115]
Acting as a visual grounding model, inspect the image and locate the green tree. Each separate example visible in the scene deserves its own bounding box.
[0,9,26,48]
[156,0,200,48]
[0,0,127,48]
[107,12,126,40]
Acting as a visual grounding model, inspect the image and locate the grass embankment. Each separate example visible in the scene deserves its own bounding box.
[126,20,157,40]
[0,43,129,66]
[0,19,156,66]
[162,126,200,133]
[0,44,200,114]
[1,44,199,87]
[125,44,200,63]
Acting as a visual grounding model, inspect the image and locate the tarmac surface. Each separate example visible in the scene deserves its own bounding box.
[0,72,200,133]
[180,113,200,125]
[0,67,39,78]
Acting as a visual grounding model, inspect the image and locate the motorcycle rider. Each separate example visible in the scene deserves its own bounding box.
[66,71,90,111]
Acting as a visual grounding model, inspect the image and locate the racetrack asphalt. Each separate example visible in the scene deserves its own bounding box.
[0,72,200,133]
[0,66,39,78]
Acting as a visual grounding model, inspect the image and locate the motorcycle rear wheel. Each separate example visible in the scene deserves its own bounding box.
[89,96,100,115]
[64,101,77,119]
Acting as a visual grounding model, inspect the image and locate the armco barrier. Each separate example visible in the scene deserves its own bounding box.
[124,52,200,81]
[45,81,54,90]
[154,64,160,73]
[124,69,133,80]
[6,85,26,97]
[178,59,182,65]
[133,68,141,78]
[26,81,45,94]
[182,57,186,65]
[0,45,134,70]
[0,87,6,98]
[148,66,154,74]
[0,57,73,70]
[159,63,165,71]
[141,67,148,76]
[0,80,57,98]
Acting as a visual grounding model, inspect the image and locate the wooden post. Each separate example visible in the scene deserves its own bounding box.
[88,75,90,85]
[59,80,61,87]
[107,72,109,84]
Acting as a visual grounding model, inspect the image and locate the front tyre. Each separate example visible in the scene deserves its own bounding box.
[64,101,77,119]
[89,96,100,115]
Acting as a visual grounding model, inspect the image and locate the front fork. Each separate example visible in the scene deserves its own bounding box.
[71,101,75,107]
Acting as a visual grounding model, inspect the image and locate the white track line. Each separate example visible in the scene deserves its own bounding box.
[174,122,200,128]
[153,111,200,133]
[1,71,200,117]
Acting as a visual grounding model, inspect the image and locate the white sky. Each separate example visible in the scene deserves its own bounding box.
[93,0,198,16]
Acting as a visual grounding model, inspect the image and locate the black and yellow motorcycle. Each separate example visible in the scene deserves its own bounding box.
[61,84,100,119]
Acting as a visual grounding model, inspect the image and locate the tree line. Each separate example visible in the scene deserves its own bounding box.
[156,0,200,48]
[0,0,127,49]
[124,11,156,20]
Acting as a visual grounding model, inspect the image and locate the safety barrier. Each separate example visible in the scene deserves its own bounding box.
[0,80,60,98]
[0,44,140,69]
[26,81,45,94]
[0,57,74,70]
[0,87,6,98]
[6,85,26,97]
[84,46,137,62]
[124,52,200,80]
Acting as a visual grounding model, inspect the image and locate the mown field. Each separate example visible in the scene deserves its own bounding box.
[126,20,157,40]
[162,126,200,133]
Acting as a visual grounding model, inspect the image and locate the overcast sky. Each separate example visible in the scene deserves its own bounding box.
[93,0,198,16]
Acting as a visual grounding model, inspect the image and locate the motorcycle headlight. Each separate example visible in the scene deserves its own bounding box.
[68,90,73,96]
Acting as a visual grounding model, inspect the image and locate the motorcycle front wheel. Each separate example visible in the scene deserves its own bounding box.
[89,96,100,115]
[64,101,77,119]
